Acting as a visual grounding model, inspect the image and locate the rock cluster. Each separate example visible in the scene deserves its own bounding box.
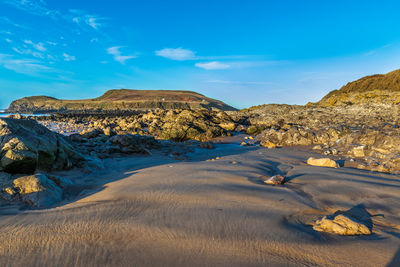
[256,123,400,173]
[35,109,236,142]
[27,102,400,174]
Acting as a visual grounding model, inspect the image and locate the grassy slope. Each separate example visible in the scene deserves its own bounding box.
[316,69,400,106]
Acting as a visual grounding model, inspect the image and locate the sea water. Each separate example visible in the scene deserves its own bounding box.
[0,109,49,117]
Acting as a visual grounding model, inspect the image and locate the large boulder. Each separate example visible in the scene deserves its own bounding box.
[0,118,83,174]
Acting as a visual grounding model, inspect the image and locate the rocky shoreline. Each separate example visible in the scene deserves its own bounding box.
[19,103,400,174]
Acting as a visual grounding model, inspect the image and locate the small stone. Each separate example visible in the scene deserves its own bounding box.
[312,145,322,150]
[263,174,285,185]
[198,141,215,149]
[260,140,277,149]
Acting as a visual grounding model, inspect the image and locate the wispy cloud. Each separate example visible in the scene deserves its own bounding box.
[62,53,75,61]
[107,46,136,64]
[155,47,256,61]
[24,40,46,51]
[0,16,27,28]
[0,53,53,75]
[195,61,230,70]
[69,9,107,30]
[3,2,107,31]
[5,38,12,43]
[13,47,44,59]
[155,47,196,61]
[3,0,59,17]
[205,79,275,85]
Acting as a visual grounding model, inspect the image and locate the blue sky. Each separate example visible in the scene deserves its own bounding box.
[1,0,400,109]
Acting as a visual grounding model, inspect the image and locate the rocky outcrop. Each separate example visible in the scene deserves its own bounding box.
[6,89,237,113]
[36,109,236,142]
[0,118,83,174]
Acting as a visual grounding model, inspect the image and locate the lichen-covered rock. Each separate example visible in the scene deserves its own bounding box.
[0,118,83,174]
[307,157,339,168]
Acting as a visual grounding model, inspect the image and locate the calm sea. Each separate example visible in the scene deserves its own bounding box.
[0,109,49,118]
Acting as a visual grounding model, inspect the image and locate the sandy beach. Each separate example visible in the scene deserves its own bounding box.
[0,139,398,266]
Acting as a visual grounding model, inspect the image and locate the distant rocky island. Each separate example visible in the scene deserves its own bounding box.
[5,89,237,113]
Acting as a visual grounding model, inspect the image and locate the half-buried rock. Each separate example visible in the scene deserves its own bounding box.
[313,213,371,235]
[0,118,83,174]
[307,157,339,168]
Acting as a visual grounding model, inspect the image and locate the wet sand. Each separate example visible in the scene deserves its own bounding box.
[0,142,399,266]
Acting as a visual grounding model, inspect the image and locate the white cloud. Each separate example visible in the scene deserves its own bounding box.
[63,53,75,61]
[0,53,52,75]
[195,61,230,70]
[5,38,12,43]
[107,46,136,64]
[24,40,46,51]
[155,48,196,61]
